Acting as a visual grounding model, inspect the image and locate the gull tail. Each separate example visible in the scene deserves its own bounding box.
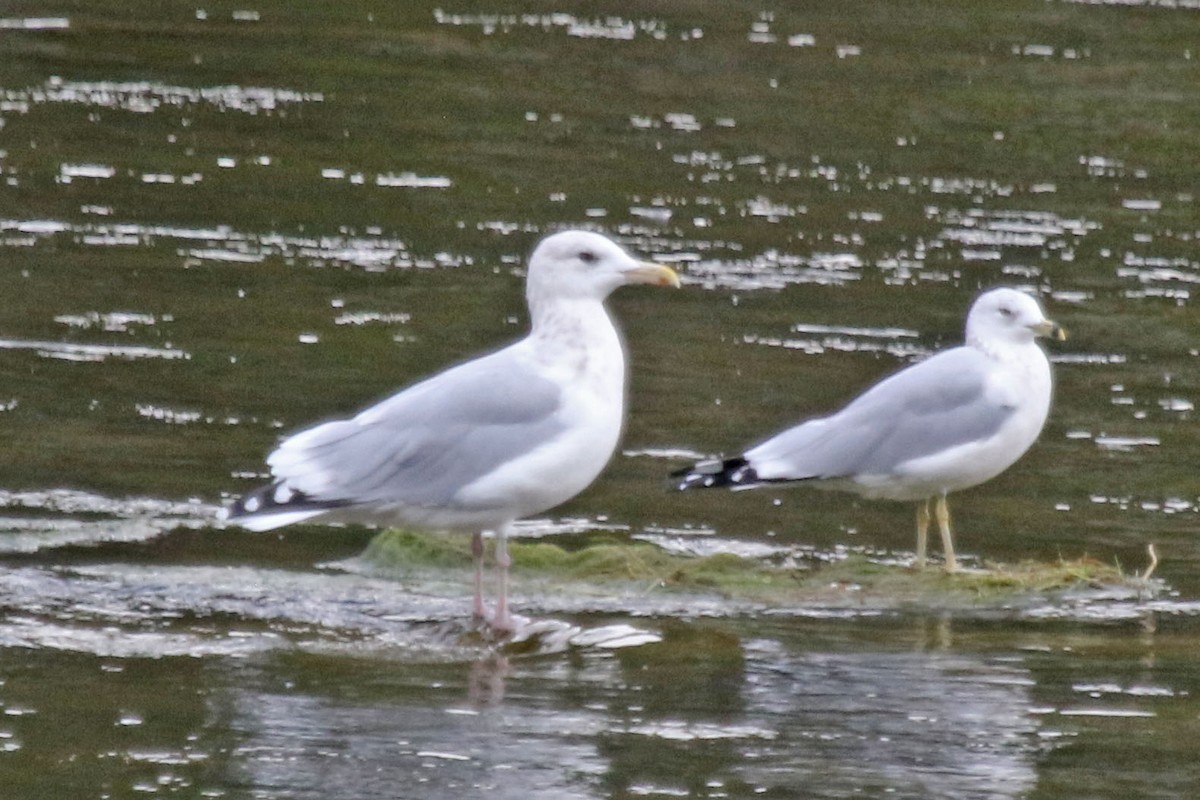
[672,456,761,491]
[222,481,349,532]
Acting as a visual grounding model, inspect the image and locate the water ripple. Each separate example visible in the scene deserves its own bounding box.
[1,76,323,116]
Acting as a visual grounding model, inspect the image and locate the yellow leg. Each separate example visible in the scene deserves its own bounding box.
[935,494,958,572]
[915,499,931,569]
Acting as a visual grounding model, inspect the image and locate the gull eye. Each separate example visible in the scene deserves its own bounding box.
[998,306,1014,318]
[578,250,598,264]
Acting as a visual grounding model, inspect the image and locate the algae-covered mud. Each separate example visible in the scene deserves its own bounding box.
[3,1,1200,797]
[364,527,1159,617]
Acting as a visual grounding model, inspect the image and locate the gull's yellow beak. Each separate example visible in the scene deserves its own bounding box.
[623,262,681,288]
[1031,319,1067,341]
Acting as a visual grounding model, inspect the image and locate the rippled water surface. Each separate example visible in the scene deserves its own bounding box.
[2,2,1200,797]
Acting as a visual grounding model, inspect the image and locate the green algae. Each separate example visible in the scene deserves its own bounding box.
[363,528,1152,612]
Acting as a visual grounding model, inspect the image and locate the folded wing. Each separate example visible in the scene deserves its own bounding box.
[745,347,1015,482]
[231,348,567,527]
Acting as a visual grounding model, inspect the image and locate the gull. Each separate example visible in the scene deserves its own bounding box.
[675,287,1063,571]
[226,230,680,630]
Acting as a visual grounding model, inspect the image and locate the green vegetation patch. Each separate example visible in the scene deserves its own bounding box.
[363,529,1153,612]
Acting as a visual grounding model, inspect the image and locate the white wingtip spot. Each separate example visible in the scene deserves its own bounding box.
[243,496,261,512]
[273,485,294,504]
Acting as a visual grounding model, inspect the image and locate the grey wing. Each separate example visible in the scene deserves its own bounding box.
[267,347,567,508]
[747,347,1014,480]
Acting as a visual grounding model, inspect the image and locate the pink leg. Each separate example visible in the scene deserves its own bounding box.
[491,530,516,633]
[471,531,487,620]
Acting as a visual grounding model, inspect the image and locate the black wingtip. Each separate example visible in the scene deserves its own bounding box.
[225,480,350,523]
[672,456,760,491]
[225,481,283,521]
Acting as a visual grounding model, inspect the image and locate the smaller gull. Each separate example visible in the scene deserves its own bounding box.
[675,287,1064,571]
[226,230,680,630]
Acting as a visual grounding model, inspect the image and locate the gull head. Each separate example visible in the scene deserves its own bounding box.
[966,287,1065,347]
[526,230,679,303]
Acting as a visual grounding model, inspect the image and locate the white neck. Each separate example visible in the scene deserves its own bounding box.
[527,295,626,390]
[967,331,1036,364]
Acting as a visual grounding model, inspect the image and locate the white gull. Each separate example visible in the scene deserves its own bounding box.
[676,287,1063,571]
[227,230,679,629]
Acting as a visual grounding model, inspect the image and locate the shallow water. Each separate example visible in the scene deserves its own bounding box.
[2,1,1200,797]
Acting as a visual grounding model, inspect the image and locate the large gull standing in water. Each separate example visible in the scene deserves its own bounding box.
[675,287,1063,571]
[226,230,680,630]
